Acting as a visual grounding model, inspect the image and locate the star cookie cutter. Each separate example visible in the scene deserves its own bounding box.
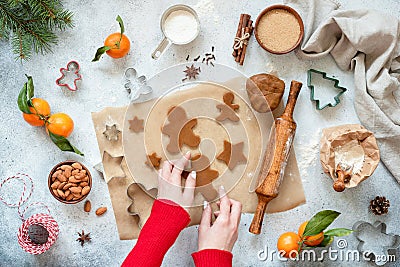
[123,67,152,101]
[353,221,400,266]
[307,69,347,110]
[56,61,82,91]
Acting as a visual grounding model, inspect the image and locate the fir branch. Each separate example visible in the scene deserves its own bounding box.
[0,0,74,60]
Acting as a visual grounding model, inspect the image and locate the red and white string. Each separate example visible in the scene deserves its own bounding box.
[0,173,59,254]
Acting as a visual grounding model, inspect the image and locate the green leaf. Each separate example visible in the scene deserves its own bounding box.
[303,210,341,236]
[26,75,34,100]
[324,228,353,237]
[48,131,84,156]
[318,235,334,247]
[116,15,124,36]
[92,45,111,62]
[17,75,34,114]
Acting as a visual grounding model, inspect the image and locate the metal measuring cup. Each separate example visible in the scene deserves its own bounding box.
[152,4,200,60]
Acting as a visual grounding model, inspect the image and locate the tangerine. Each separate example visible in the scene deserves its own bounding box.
[22,98,50,126]
[46,113,74,137]
[298,221,324,246]
[104,33,130,58]
[277,232,301,258]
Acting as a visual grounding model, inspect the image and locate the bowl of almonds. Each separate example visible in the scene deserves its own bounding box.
[48,161,92,204]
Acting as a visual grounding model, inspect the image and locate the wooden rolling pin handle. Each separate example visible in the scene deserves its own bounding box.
[249,194,274,235]
[333,170,346,192]
[281,81,302,122]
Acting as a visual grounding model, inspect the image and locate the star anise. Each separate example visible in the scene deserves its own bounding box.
[182,64,201,81]
[76,230,91,247]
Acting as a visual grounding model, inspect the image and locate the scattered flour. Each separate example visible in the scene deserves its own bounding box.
[296,130,321,179]
[334,140,365,174]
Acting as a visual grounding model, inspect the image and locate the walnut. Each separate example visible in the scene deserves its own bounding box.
[246,73,285,112]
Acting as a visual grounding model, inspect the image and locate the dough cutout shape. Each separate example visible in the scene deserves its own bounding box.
[161,106,201,154]
[145,152,162,169]
[216,92,240,122]
[217,140,247,170]
[128,116,144,133]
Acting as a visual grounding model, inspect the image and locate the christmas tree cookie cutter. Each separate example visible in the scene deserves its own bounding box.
[307,69,347,110]
[56,61,82,91]
[353,221,400,266]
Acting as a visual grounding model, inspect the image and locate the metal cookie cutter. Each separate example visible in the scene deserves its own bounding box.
[56,61,82,91]
[123,67,152,101]
[353,221,400,266]
[307,69,347,110]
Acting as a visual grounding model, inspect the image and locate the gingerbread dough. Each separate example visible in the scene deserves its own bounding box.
[216,92,240,122]
[161,106,201,154]
[129,116,144,133]
[217,140,247,170]
[145,152,162,169]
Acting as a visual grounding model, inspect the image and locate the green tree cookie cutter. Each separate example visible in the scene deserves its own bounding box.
[307,69,347,110]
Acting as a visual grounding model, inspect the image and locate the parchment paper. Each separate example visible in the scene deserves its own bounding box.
[320,124,380,188]
[92,86,306,240]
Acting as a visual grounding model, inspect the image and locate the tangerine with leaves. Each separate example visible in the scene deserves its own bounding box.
[22,98,50,126]
[104,33,130,58]
[298,221,324,246]
[46,113,74,137]
[277,232,301,258]
[92,15,130,61]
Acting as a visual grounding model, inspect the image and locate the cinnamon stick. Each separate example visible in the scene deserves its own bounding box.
[239,20,253,65]
[232,14,250,58]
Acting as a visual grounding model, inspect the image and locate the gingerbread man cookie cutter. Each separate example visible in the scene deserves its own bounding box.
[353,221,400,266]
[123,68,153,101]
[55,61,82,91]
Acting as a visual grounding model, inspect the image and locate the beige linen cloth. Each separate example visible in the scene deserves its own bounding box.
[285,0,400,182]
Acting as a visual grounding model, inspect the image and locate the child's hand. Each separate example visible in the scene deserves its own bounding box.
[197,186,242,252]
[157,152,196,210]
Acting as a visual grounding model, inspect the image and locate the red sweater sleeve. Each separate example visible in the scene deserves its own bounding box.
[122,199,191,267]
[192,249,233,267]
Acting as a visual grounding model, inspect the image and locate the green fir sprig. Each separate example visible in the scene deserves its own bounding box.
[0,0,74,60]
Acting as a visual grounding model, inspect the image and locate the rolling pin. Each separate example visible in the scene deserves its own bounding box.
[249,80,302,235]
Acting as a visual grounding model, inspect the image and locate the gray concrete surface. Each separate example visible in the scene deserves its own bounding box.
[1,0,399,266]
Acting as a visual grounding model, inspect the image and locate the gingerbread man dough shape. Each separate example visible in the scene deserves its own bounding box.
[162,106,201,154]
[216,92,240,122]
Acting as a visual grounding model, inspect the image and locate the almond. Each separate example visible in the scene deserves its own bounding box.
[81,176,89,182]
[72,193,81,198]
[72,162,82,170]
[70,187,82,194]
[84,200,91,212]
[69,176,80,183]
[96,207,107,216]
[63,183,74,190]
[66,194,74,201]
[58,174,67,183]
[72,169,79,176]
[79,182,88,187]
[52,170,62,178]
[60,165,70,170]
[57,189,65,199]
[52,189,59,197]
[51,181,60,189]
[58,182,67,190]
[64,190,70,197]
[64,169,72,178]
[81,186,90,196]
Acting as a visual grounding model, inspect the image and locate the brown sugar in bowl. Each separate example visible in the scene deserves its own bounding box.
[48,160,92,204]
[255,5,304,54]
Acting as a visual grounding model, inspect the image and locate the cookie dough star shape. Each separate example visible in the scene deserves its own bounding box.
[217,140,247,170]
[128,116,144,133]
